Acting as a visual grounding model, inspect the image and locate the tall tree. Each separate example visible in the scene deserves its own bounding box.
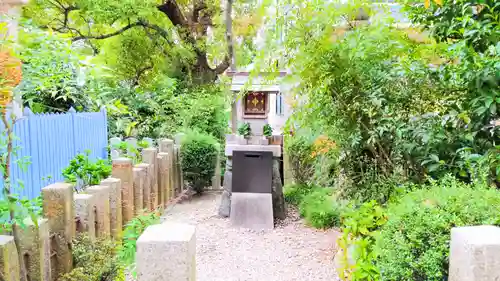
[24,0,252,84]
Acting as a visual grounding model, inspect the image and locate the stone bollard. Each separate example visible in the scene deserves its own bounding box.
[159,139,175,199]
[449,225,500,281]
[42,183,75,278]
[86,185,112,238]
[211,151,221,190]
[136,222,196,281]
[112,158,134,226]
[74,194,97,240]
[0,235,20,281]
[143,148,159,208]
[136,163,153,211]
[133,167,145,214]
[18,218,51,281]
[100,178,123,239]
[158,152,170,206]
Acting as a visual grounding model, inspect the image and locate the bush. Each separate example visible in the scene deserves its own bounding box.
[180,131,219,193]
[62,150,112,192]
[299,187,344,229]
[376,176,500,281]
[285,135,316,186]
[59,234,124,281]
[283,183,312,205]
[118,211,160,277]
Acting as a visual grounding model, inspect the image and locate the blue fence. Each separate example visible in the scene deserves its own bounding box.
[1,107,108,199]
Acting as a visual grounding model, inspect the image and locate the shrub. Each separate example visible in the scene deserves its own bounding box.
[62,150,112,192]
[118,211,160,277]
[337,201,387,281]
[376,176,500,281]
[283,183,312,205]
[299,187,344,228]
[59,234,124,281]
[237,122,251,138]
[285,135,316,186]
[180,131,219,193]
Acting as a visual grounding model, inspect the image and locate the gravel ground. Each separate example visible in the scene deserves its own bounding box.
[160,192,341,281]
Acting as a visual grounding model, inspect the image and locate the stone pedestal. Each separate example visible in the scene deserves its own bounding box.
[18,218,51,281]
[231,193,274,230]
[136,222,196,281]
[219,144,286,220]
[112,158,134,226]
[0,235,20,281]
[449,225,500,281]
[99,178,123,239]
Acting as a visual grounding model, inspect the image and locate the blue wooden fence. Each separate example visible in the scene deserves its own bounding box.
[1,107,108,199]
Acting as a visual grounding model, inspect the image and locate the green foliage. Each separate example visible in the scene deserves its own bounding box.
[117,211,160,277]
[298,187,344,229]
[283,183,313,206]
[338,201,387,281]
[237,122,251,138]
[404,0,499,53]
[263,124,273,137]
[59,234,124,281]
[285,135,315,186]
[17,22,93,113]
[62,150,111,192]
[180,131,219,194]
[376,176,500,281]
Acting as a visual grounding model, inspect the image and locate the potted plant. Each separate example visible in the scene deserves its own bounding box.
[237,122,251,144]
[261,124,273,145]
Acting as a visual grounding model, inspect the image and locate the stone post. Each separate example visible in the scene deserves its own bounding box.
[99,178,123,239]
[449,225,500,281]
[159,139,175,199]
[86,185,111,238]
[74,194,96,240]
[0,235,20,281]
[18,218,51,281]
[133,167,145,214]
[211,151,221,190]
[136,163,152,211]
[158,152,170,206]
[112,158,134,226]
[283,135,294,186]
[142,148,159,208]
[136,222,196,281]
[42,183,75,278]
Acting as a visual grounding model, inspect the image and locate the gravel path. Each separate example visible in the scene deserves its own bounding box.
[161,192,341,281]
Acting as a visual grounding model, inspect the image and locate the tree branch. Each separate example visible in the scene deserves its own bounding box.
[72,21,144,41]
[157,0,188,27]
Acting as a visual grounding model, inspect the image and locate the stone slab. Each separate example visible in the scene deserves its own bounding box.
[136,222,196,281]
[449,225,500,281]
[230,192,274,230]
[225,144,281,157]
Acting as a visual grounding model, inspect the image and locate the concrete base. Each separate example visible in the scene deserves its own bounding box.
[230,192,274,230]
[449,225,500,281]
[137,222,196,281]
